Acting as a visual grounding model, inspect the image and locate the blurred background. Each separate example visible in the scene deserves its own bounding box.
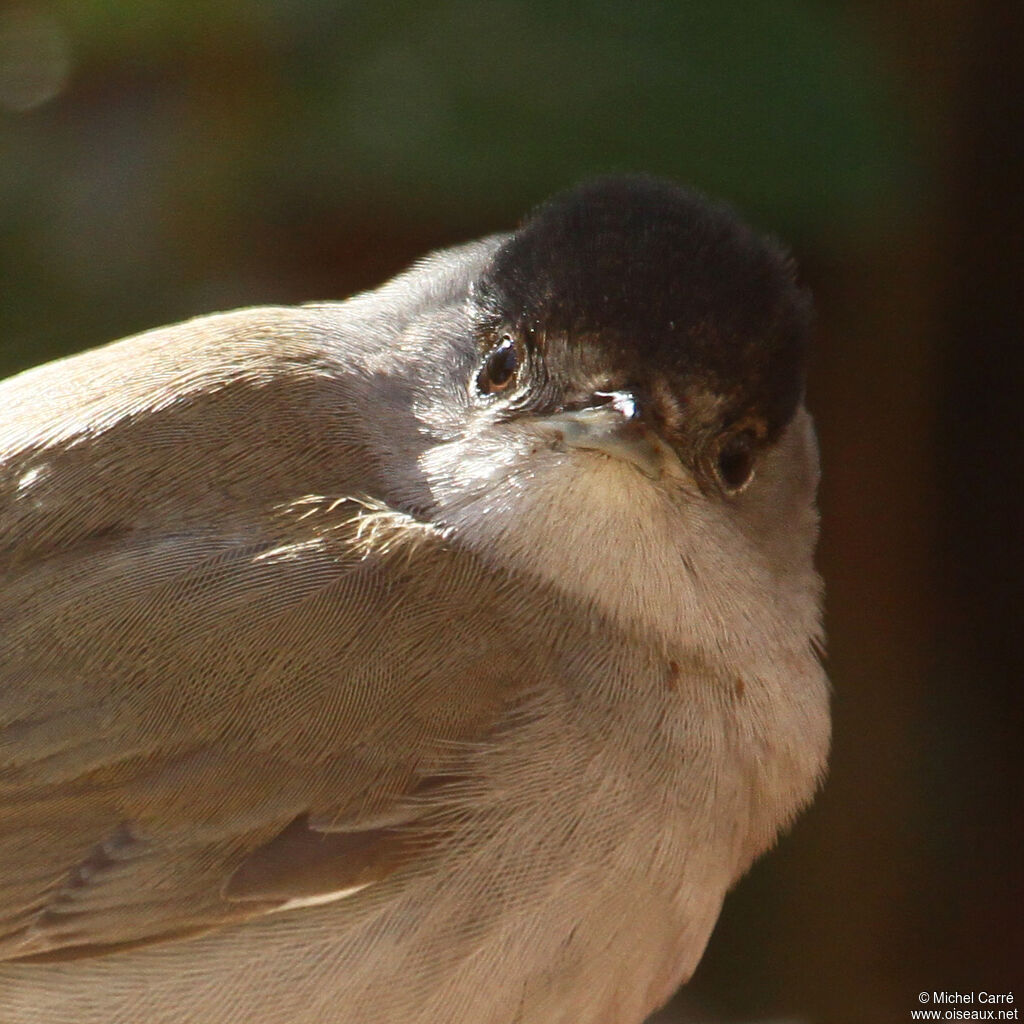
[0,1,1020,1021]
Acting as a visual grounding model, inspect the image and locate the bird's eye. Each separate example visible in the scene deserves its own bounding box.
[476,336,520,394]
[715,431,757,493]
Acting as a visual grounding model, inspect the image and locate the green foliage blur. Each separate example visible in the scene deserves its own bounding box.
[0,0,914,377]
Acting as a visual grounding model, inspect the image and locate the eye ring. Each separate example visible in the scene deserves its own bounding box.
[476,335,520,394]
[715,431,757,493]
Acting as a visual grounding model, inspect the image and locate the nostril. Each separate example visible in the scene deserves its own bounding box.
[559,392,617,414]
[593,390,640,420]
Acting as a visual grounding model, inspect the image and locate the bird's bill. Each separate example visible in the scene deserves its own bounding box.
[537,397,683,480]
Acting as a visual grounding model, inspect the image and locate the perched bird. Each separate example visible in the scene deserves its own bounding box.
[0,176,829,1024]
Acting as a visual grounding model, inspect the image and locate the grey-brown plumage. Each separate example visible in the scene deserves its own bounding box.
[0,178,829,1024]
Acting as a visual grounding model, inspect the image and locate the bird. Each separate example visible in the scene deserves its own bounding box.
[0,176,830,1024]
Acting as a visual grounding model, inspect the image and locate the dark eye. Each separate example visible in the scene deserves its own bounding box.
[476,336,520,394]
[716,432,757,493]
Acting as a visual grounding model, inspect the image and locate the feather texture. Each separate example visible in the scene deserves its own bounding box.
[0,187,829,1023]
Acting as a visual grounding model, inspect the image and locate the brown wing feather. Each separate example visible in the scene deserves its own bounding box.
[0,313,533,960]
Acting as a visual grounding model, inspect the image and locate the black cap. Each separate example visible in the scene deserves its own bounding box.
[474,176,812,440]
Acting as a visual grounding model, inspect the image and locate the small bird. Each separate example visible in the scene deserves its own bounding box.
[0,176,829,1024]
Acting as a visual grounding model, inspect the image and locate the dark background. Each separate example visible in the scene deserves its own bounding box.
[1,3,1020,1022]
